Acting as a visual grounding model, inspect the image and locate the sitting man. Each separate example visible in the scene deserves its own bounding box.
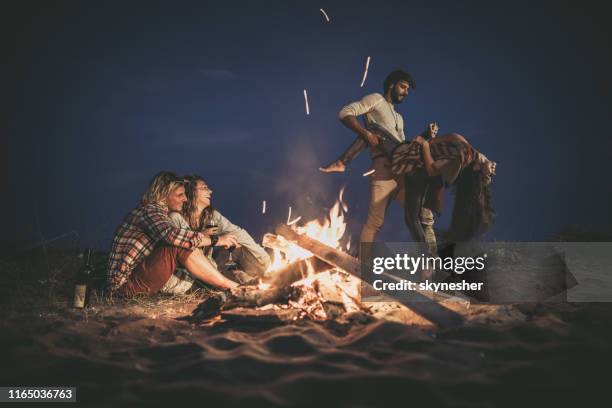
[106,171,239,296]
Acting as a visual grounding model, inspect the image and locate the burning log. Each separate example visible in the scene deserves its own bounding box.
[187,256,335,323]
[262,233,336,287]
[262,233,291,253]
[263,256,333,288]
[275,224,360,276]
[275,224,465,329]
[189,192,463,326]
[262,230,369,320]
[288,271,369,320]
[226,285,290,308]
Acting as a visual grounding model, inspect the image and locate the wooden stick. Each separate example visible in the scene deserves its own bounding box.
[262,233,293,253]
[276,224,360,275]
[263,256,333,288]
[275,224,464,328]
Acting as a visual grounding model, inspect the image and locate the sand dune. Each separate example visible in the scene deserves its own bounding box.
[1,298,610,407]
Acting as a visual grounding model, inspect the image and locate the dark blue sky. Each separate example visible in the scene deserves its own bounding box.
[4,0,612,252]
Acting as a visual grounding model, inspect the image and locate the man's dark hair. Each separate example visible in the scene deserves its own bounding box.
[383,70,416,93]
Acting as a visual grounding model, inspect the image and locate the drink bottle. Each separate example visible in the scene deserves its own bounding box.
[73,249,93,308]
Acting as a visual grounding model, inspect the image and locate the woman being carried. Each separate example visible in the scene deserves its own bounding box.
[321,123,497,243]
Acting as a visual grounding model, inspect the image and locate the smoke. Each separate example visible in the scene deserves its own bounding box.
[273,136,340,223]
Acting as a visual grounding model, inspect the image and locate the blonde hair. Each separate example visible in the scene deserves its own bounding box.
[141,171,184,206]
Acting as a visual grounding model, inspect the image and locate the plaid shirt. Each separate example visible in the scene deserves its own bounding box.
[106,202,205,290]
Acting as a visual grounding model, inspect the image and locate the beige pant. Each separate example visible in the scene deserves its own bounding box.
[360,178,437,255]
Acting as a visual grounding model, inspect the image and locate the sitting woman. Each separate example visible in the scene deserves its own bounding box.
[162,175,271,293]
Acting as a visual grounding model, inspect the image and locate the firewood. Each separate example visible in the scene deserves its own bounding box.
[275,224,360,275]
[263,256,333,288]
[275,224,464,329]
[262,233,293,253]
[226,285,290,308]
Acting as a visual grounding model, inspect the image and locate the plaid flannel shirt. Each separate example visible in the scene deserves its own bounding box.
[106,202,205,290]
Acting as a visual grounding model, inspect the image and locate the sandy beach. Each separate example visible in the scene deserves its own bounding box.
[1,249,610,408]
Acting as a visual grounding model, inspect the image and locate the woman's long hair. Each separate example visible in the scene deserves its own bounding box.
[446,168,495,242]
[182,174,215,231]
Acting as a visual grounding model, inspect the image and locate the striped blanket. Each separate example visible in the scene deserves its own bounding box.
[365,123,496,185]
[390,135,496,186]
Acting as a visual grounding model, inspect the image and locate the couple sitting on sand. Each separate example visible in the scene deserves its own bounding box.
[106,172,270,297]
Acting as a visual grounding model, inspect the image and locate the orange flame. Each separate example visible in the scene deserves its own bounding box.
[266,187,349,273]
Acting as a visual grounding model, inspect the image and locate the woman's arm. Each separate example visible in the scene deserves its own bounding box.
[413,136,439,177]
[215,211,270,265]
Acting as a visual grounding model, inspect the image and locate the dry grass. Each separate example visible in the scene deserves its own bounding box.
[0,248,81,313]
[0,248,214,319]
[101,287,208,308]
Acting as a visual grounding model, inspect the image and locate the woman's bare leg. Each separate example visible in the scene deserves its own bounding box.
[183,249,239,289]
[319,136,367,173]
[319,160,346,173]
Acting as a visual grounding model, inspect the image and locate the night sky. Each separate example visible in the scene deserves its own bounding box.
[4,0,612,254]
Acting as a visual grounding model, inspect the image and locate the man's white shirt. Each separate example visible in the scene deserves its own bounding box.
[338,92,405,143]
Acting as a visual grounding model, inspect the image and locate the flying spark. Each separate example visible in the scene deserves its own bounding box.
[262,200,266,214]
[339,186,348,213]
[287,206,292,224]
[360,56,371,88]
[303,89,310,115]
[362,169,376,176]
[319,8,330,22]
[287,216,302,226]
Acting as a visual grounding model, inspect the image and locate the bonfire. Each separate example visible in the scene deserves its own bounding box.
[188,188,366,322]
[189,189,475,328]
[257,187,365,320]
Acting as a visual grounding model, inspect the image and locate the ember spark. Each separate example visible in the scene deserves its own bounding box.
[287,216,302,226]
[303,89,310,115]
[319,8,330,22]
[339,186,348,213]
[360,56,371,88]
[262,200,267,214]
[363,169,375,177]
